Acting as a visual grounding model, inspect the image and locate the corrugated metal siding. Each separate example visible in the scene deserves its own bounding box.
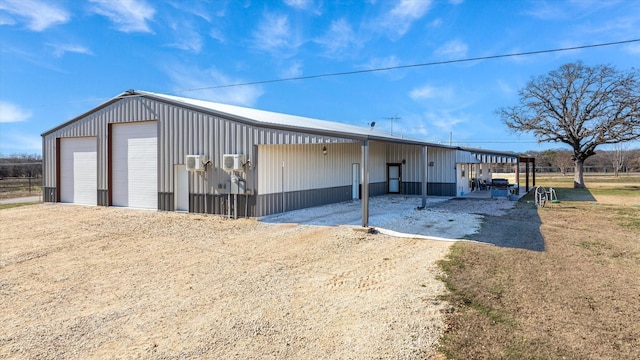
[43,96,361,212]
[427,147,456,183]
[42,97,158,190]
[368,142,387,183]
[257,142,360,194]
[157,102,358,198]
[384,143,423,182]
[456,150,481,164]
[43,94,475,212]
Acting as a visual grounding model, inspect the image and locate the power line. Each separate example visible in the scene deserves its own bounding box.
[174,38,640,93]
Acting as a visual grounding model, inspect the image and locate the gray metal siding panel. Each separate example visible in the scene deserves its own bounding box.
[369,182,387,197]
[428,182,456,196]
[98,190,108,206]
[255,185,351,217]
[402,182,421,195]
[42,97,159,192]
[158,192,173,211]
[43,187,56,202]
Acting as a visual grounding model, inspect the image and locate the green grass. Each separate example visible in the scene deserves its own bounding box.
[615,207,640,230]
[0,202,39,210]
[437,176,640,359]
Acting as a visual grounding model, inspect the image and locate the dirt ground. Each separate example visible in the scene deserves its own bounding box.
[437,181,640,359]
[0,204,452,359]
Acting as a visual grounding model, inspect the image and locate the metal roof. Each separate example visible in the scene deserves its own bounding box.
[136,90,439,146]
[42,90,523,159]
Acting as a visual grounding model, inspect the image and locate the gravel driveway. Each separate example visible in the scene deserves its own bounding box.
[261,195,518,241]
[1,204,452,359]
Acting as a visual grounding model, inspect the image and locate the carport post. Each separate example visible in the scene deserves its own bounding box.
[361,140,369,227]
[421,145,428,208]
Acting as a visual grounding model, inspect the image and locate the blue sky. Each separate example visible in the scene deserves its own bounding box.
[1,0,639,156]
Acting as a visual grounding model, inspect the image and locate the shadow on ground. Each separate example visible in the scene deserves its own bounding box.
[469,201,545,251]
[544,186,597,202]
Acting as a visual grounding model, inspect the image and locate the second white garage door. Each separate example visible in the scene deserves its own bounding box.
[60,137,97,205]
[112,122,158,209]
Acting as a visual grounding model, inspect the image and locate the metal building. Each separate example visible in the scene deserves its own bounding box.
[41,90,522,223]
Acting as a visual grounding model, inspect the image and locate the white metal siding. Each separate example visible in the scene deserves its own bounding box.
[175,164,188,211]
[427,147,457,183]
[112,122,158,209]
[60,137,97,205]
[257,142,360,194]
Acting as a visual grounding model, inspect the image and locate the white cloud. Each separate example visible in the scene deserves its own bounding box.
[435,39,468,59]
[409,84,455,103]
[252,13,295,53]
[0,131,42,153]
[426,110,467,131]
[0,101,31,123]
[429,18,442,28]
[361,56,405,79]
[315,18,358,57]
[166,21,202,53]
[164,64,264,107]
[363,55,401,70]
[89,0,155,33]
[46,43,93,57]
[0,0,69,31]
[394,113,431,138]
[280,61,303,79]
[284,0,313,10]
[524,1,566,20]
[626,43,640,55]
[525,0,621,21]
[0,12,16,26]
[168,1,212,22]
[392,110,472,142]
[496,80,516,97]
[377,0,433,38]
[209,28,226,43]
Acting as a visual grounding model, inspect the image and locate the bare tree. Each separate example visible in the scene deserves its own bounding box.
[498,62,640,188]
[554,150,574,176]
[607,143,629,177]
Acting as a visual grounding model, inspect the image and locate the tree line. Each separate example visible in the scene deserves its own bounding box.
[0,154,43,178]
[527,147,640,176]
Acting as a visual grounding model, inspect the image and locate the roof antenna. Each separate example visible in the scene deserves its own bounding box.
[385,115,400,135]
[368,121,376,130]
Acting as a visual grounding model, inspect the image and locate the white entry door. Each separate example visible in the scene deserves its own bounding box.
[111,122,157,209]
[175,164,188,211]
[352,163,360,199]
[388,164,401,193]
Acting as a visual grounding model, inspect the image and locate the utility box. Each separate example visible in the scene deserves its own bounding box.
[222,154,245,172]
[186,155,206,171]
[230,174,245,194]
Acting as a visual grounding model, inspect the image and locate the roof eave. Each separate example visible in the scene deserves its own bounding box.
[41,91,133,136]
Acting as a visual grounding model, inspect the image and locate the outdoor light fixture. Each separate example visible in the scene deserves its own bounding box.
[429,161,435,167]
[322,146,327,155]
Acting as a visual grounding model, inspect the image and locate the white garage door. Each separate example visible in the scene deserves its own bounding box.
[60,137,97,205]
[112,122,158,209]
